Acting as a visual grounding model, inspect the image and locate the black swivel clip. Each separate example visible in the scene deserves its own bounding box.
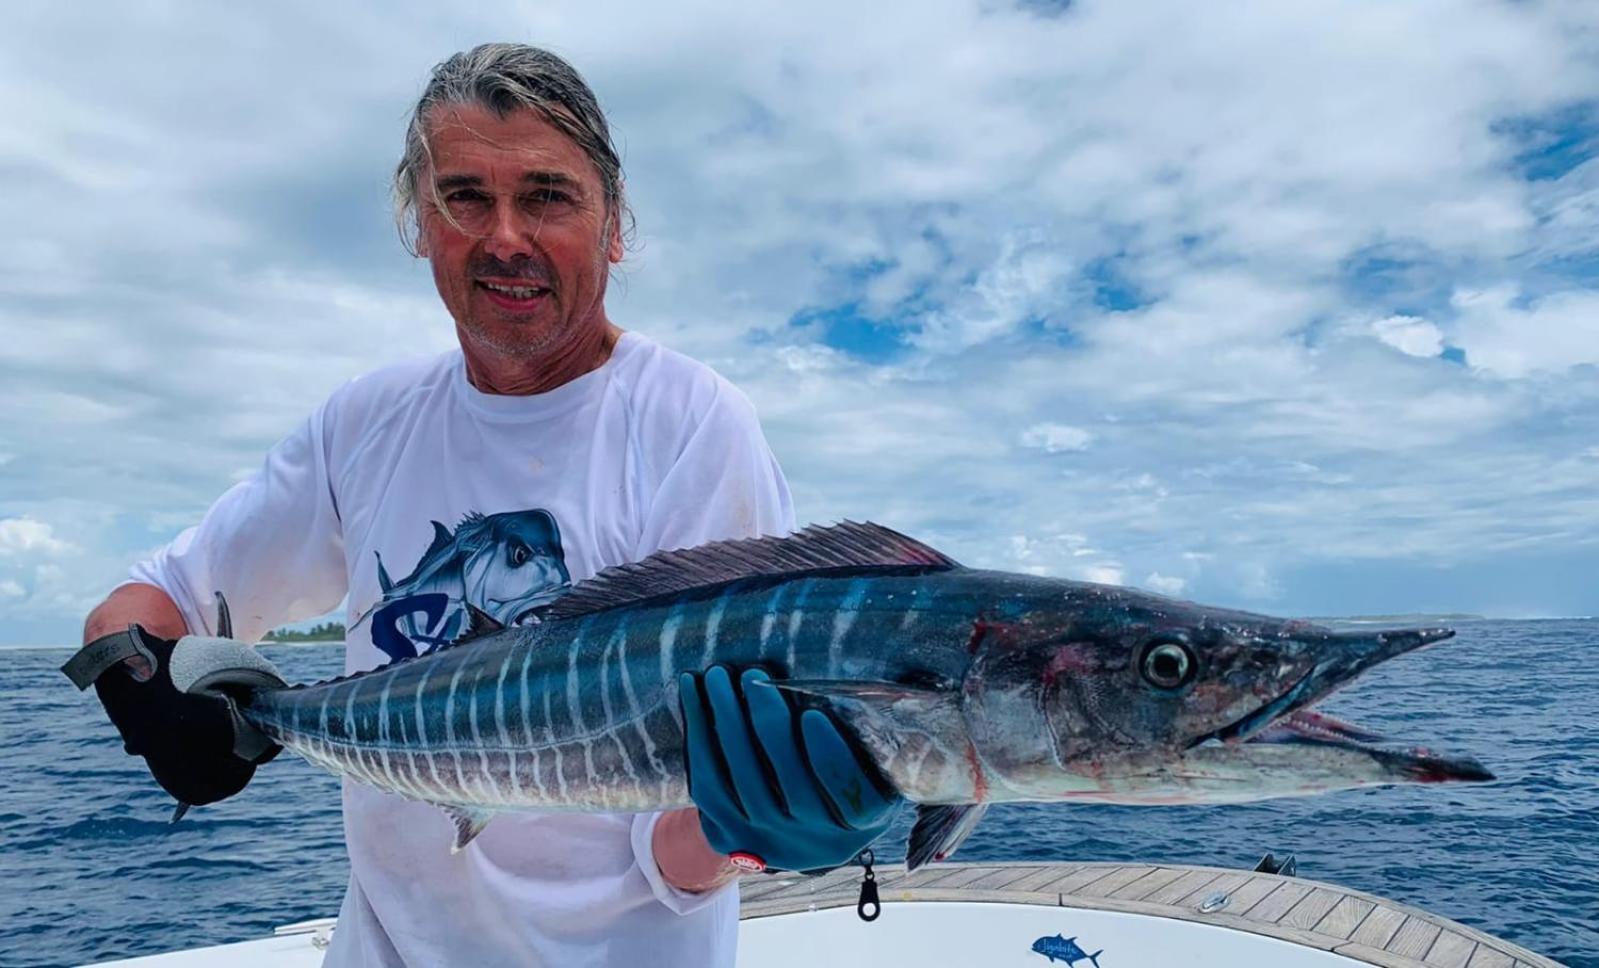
[855,848,881,922]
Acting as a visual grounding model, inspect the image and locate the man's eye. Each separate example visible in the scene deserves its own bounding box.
[524,190,569,205]
[444,190,489,206]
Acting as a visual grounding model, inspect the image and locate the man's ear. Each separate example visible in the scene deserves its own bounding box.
[607,189,625,264]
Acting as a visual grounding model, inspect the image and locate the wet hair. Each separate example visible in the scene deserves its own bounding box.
[393,43,632,253]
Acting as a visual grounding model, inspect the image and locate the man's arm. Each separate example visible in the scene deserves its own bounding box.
[120,400,347,647]
[72,401,347,812]
[83,582,187,643]
[653,808,740,893]
[626,379,797,899]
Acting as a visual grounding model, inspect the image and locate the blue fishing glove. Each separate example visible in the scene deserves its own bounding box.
[679,666,900,874]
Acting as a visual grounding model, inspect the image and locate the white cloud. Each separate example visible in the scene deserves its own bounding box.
[913,234,1074,352]
[1450,285,1599,378]
[0,579,23,599]
[0,517,73,557]
[1372,314,1445,358]
[1076,564,1127,586]
[1020,423,1094,453]
[996,531,1127,587]
[1144,572,1188,596]
[4,0,1599,637]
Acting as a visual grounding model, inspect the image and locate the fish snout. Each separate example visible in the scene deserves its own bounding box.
[1373,627,1455,650]
[1194,625,1460,748]
[1318,625,1455,677]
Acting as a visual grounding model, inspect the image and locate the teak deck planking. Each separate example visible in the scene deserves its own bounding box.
[737,861,1562,968]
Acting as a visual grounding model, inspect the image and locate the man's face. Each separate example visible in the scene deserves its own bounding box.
[417,103,623,359]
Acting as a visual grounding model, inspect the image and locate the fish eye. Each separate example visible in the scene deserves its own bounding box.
[510,544,530,566]
[1140,639,1195,690]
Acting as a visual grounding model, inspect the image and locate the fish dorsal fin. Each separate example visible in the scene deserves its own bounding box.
[543,521,958,621]
[396,519,467,589]
[451,603,506,646]
[375,552,393,594]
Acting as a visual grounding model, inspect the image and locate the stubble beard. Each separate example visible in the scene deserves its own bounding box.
[457,274,609,363]
[458,309,568,360]
[452,228,616,364]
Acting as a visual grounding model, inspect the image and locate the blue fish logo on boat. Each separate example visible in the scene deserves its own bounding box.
[360,509,571,660]
[1031,934,1103,967]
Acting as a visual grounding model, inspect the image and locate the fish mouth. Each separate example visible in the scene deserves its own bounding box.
[491,587,571,627]
[1248,708,1493,782]
[1186,626,1493,783]
[1194,668,1319,746]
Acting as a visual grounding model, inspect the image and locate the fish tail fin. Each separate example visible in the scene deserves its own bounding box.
[376,551,393,594]
[1088,951,1103,968]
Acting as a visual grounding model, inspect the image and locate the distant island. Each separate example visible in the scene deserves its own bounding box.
[263,621,345,643]
[1308,613,1487,624]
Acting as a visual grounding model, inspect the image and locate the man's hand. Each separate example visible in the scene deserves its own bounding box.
[68,586,286,811]
[678,666,899,874]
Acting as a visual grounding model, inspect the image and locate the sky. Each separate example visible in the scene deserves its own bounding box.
[3,0,1599,644]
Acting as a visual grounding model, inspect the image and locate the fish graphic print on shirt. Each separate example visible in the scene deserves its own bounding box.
[359,508,571,660]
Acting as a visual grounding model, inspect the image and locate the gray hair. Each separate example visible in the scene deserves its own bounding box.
[394,43,632,253]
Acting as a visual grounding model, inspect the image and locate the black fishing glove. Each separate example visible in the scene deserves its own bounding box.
[63,625,285,811]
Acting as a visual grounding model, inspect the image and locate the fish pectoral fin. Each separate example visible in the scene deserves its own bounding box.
[906,803,990,871]
[765,678,958,747]
[765,679,959,735]
[766,679,949,704]
[442,806,495,853]
[764,679,970,805]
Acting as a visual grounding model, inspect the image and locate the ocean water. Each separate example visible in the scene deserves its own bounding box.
[2,620,1595,967]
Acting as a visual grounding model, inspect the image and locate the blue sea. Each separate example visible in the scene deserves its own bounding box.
[2,620,1595,967]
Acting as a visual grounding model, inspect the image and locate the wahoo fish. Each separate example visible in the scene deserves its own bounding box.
[236,522,1492,869]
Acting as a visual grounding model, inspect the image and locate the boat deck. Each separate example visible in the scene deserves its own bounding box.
[737,861,1561,968]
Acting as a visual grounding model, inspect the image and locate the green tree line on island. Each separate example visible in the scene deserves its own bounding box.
[263,621,346,643]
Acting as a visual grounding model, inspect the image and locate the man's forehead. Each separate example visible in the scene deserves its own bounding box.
[424,102,591,180]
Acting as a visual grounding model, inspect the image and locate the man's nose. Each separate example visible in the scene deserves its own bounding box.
[482,199,541,260]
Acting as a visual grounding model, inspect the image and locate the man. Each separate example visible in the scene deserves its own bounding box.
[71,44,895,967]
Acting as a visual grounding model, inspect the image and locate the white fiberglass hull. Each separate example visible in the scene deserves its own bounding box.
[82,861,1564,968]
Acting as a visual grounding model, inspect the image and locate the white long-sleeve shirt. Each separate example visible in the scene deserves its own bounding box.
[130,331,796,967]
